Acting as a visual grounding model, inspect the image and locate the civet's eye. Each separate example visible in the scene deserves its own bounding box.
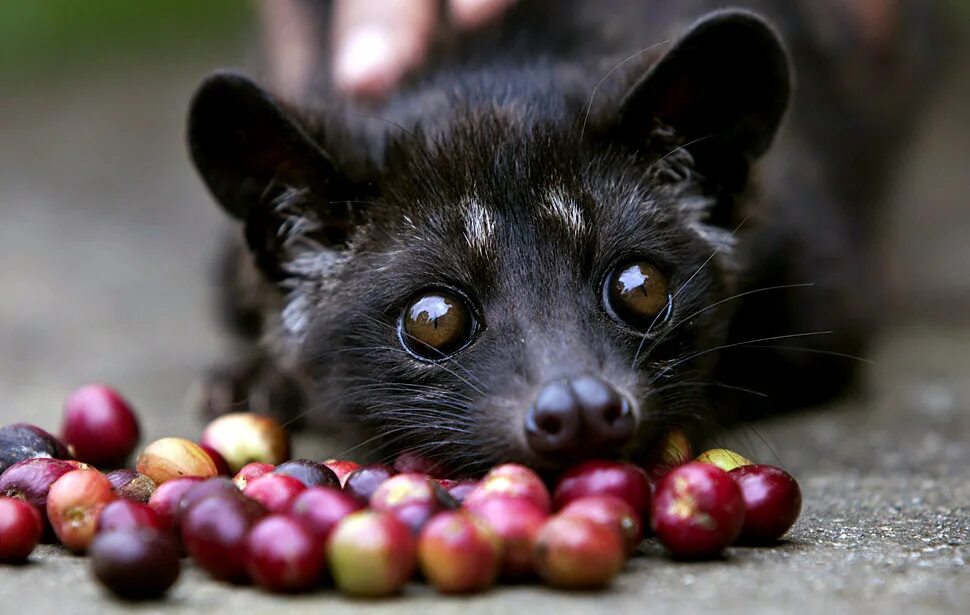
[604,261,671,329]
[400,290,477,360]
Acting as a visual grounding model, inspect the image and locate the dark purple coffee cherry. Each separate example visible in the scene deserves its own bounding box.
[90,528,180,600]
[272,459,339,488]
[343,464,394,504]
[0,423,69,474]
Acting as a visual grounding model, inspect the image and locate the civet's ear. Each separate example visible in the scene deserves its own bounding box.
[188,72,358,279]
[616,10,791,164]
[187,71,345,220]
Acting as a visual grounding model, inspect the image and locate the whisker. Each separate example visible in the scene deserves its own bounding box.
[381,421,472,435]
[648,330,834,380]
[632,215,752,367]
[647,380,770,400]
[322,375,476,403]
[577,41,671,142]
[742,345,874,364]
[331,425,419,459]
[639,282,817,362]
[366,406,472,424]
[278,379,473,429]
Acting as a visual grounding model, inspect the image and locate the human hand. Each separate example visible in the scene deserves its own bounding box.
[332,0,518,98]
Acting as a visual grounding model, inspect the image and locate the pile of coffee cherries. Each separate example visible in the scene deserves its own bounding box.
[0,384,802,600]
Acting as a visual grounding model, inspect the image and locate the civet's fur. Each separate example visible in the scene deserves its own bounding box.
[189,0,941,473]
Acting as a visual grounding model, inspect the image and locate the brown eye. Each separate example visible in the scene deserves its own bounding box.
[400,291,476,359]
[604,261,671,329]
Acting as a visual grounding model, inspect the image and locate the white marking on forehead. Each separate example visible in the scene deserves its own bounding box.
[544,187,586,235]
[463,198,495,255]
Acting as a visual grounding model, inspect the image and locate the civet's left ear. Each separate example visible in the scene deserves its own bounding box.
[616,10,791,165]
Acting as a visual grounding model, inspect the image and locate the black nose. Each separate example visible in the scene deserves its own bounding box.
[525,376,636,457]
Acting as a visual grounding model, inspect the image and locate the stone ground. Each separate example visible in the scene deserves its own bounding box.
[1,20,968,615]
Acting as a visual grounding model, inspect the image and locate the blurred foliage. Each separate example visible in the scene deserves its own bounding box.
[952,0,970,17]
[0,0,252,77]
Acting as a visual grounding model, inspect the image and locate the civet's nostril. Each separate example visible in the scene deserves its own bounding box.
[603,404,622,423]
[525,376,638,458]
[539,416,562,435]
[572,375,636,447]
[525,381,580,455]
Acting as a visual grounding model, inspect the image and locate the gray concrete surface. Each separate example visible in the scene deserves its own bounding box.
[1,23,969,615]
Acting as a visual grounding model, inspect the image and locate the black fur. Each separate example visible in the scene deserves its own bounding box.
[188,1,941,473]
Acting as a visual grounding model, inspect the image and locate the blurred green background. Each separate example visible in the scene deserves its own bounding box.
[0,0,253,80]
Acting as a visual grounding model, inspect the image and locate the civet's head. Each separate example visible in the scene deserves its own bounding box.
[188,11,790,474]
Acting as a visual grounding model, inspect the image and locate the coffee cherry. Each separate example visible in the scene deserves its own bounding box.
[464,495,548,578]
[287,486,363,543]
[180,493,265,582]
[200,413,290,473]
[418,511,500,593]
[147,477,203,532]
[659,429,693,465]
[0,458,74,524]
[245,514,325,593]
[643,429,693,480]
[0,423,69,474]
[343,464,394,505]
[199,444,231,476]
[559,495,642,555]
[393,451,447,477]
[391,502,442,536]
[177,477,243,519]
[534,514,625,588]
[444,480,478,505]
[729,464,802,543]
[322,459,360,487]
[61,384,140,468]
[326,510,416,596]
[370,473,449,534]
[651,462,744,559]
[0,497,43,561]
[63,460,96,471]
[105,469,156,503]
[136,438,218,484]
[464,464,551,513]
[553,460,650,515]
[89,528,180,600]
[46,469,117,552]
[272,459,339,488]
[696,448,753,473]
[243,474,305,513]
[232,462,274,490]
[97,500,163,534]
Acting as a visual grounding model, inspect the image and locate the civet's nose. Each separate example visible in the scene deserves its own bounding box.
[525,376,636,457]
